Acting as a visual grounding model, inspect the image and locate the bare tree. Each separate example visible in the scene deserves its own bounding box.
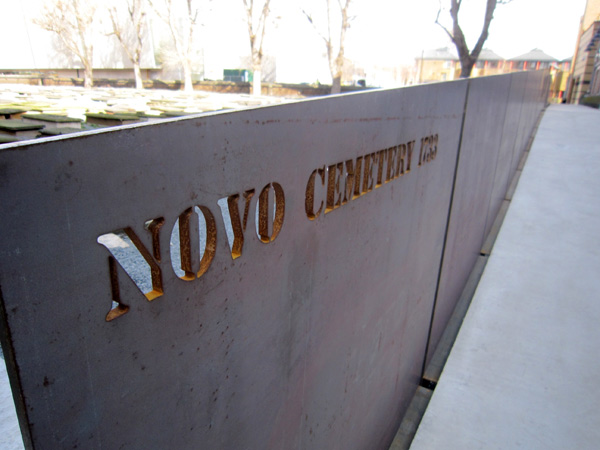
[149,0,200,92]
[242,0,271,96]
[107,0,148,89]
[436,0,511,78]
[34,0,97,88]
[304,0,353,94]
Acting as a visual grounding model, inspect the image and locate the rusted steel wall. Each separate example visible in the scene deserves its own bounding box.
[426,70,549,365]
[0,71,548,450]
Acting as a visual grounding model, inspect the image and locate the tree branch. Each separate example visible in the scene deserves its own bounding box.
[471,0,498,59]
[435,1,454,42]
[302,8,330,48]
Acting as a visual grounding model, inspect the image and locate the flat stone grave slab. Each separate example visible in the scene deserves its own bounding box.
[0,120,44,139]
[22,113,82,129]
[0,108,25,120]
[161,110,197,117]
[0,134,20,144]
[85,112,144,126]
[39,127,84,136]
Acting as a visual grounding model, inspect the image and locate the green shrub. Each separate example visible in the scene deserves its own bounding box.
[580,95,600,108]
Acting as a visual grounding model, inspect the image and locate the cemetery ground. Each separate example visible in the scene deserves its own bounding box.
[0,84,293,144]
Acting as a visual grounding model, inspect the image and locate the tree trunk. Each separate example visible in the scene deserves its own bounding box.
[330,74,342,94]
[134,63,143,89]
[459,56,476,78]
[83,64,93,88]
[183,61,193,92]
[252,66,262,96]
[443,0,498,79]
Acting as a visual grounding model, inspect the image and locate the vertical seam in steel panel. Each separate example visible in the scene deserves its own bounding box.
[420,79,472,378]
[480,75,514,240]
[507,73,528,176]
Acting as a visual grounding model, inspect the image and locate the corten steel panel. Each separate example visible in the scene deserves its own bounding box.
[508,70,546,177]
[521,71,539,149]
[534,70,550,117]
[519,70,548,161]
[507,72,534,176]
[483,72,530,239]
[426,71,549,365]
[0,82,467,449]
[426,75,514,364]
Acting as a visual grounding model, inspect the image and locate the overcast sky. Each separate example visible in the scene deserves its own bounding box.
[1,0,588,85]
[204,0,587,82]
[345,0,586,63]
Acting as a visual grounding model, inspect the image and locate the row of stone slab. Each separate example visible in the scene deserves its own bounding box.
[0,108,199,144]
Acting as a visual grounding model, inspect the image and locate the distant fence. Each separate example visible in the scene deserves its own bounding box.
[0,70,549,449]
[0,74,368,97]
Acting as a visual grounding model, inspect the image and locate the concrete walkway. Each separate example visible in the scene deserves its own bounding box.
[410,104,600,449]
[0,356,24,449]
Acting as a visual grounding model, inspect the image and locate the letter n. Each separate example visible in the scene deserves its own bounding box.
[97,218,165,321]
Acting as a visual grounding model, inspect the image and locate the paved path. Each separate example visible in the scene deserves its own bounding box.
[410,104,600,449]
[0,356,23,449]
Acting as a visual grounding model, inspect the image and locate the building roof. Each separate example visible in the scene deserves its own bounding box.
[477,49,504,61]
[420,47,458,61]
[419,47,504,62]
[509,48,558,62]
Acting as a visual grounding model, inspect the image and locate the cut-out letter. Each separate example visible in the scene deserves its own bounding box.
[352,156,364,200]
[172,208,195,281]
[256,182,285,243]
[375,149,386,188]
[305,166,326,220]
[362,153,375,193]
[170,206,218,280]
[98,221,164,304]
[218,190,255,259]
[326,163,344,214]
[196,205,217,278]
[105,256,130,322]
[386,146,398,182]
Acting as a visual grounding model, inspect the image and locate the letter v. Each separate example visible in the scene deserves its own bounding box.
[217,189,255,259]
